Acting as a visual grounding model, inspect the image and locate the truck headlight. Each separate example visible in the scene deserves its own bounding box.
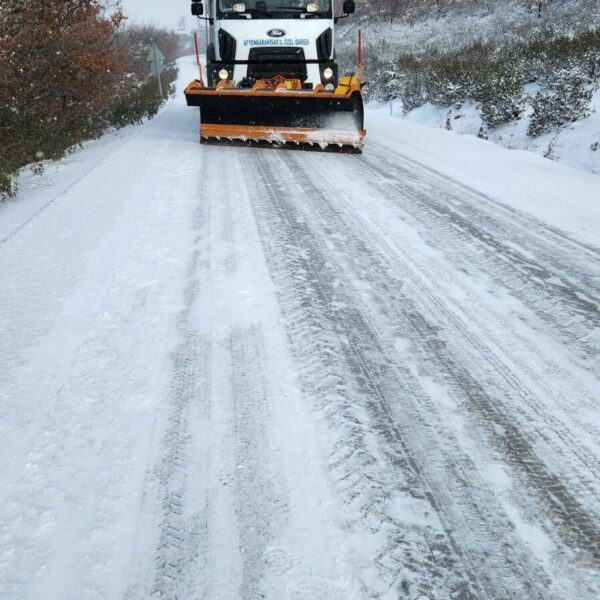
[218,68,229,80]
[323,67,334,80]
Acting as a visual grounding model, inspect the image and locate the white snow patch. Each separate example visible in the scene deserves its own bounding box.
[479,462,513,493]
[418,375,457,411]
[502,503,556,566]
[371,87,600,175]
[387,495,443,530]
[478,461,555,566]
[501,239,538,261]
[367,109,600,248]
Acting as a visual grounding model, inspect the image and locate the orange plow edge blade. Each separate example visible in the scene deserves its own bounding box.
[199,124,366,151]
[185,75,366,152]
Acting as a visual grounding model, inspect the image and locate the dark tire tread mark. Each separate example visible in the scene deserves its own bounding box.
[150,157,211,600]
[230,325,287,600]
[242,150,560,600]
[284,151,600,569]
[357,144,600,368]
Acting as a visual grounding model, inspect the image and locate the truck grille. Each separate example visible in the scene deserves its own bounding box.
[247,47,307,82]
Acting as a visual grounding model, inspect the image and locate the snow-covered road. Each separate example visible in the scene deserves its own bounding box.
[1,59,599,600]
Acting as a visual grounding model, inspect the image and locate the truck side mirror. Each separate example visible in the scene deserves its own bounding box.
[343,0,355,14]
[191,2,204,16]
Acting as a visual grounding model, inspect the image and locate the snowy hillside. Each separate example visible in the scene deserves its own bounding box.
[372,87,600,173]
[344,0,600,51]
[340,0,600,172]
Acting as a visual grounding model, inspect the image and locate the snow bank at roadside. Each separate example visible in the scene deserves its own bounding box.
[0,89,179,243]
[366,109,600,249]
[370,88,600,175]
[0,128,136,242]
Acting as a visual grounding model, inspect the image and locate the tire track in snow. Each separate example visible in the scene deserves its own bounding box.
[280,152,600,583]
[244,145,600,598]
[230,325,287,600]
[198,148,363,600]
[149,166,210,600]
[367,141,600,258]
[334,146,600,514]
[361,142,600,368]
[244,150,511,600]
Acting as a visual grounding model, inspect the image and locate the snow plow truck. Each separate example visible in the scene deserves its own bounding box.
[184,0,365,152]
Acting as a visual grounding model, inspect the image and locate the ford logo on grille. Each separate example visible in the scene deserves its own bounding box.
[267,28,286,37]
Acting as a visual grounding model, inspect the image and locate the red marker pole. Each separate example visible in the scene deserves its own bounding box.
[193,32,204,86]
[357,29,363,82]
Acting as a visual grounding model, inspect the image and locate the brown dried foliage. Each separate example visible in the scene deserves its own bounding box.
[0,0,128,173]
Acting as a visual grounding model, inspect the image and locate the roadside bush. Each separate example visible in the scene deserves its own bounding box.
[107,25,181,128]
[528,78,593,136]
[477,67,524,127]
[353,41,525,127]
[0,157,17,199]
[0,2,180,200]
[108,68,178,127]
[117,24,182,74]
[352,27,600,132]
[0,0,128,197]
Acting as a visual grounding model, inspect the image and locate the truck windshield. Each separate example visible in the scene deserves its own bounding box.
[218,0,332,17]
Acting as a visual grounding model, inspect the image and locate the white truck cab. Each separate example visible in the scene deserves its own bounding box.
[186,0,365,151]
[191,0,356,89]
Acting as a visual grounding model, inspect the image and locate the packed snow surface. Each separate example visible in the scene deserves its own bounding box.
[1,58,600,600]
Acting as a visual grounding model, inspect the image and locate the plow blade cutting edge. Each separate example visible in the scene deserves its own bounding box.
[184,75,366,152]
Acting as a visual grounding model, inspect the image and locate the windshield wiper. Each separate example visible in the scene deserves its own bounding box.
[272,6,324,15]
[272,5,319,10]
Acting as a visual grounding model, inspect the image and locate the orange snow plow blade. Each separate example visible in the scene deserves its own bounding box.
[184,75,366,152]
